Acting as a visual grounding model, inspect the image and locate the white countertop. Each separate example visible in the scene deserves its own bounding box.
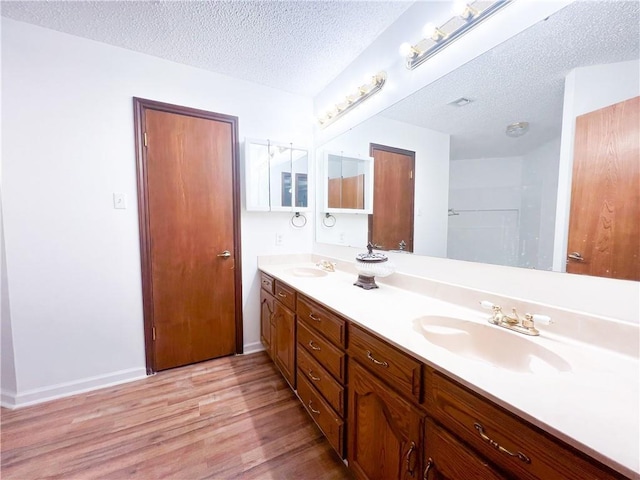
[259,261,640,479]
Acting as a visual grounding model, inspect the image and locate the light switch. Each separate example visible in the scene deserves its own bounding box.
[113,193,127,209]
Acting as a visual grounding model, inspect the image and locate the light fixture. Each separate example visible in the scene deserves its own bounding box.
[505,121,530,137]
[400,0,512,70]
[448,97,473,107]
[318,72,387,128]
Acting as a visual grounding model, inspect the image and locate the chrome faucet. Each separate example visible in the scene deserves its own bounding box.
[316,259,336,272]
[480,301,552,336]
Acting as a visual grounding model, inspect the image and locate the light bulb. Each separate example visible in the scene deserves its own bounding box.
[399,42,414,57]
[422,23,437,38]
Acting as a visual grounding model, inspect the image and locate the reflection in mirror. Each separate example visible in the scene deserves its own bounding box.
[315,1,639,280]
[245,139,309,212]
[323,151,373,213]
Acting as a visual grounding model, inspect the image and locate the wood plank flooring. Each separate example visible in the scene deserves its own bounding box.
[1,352,352,479]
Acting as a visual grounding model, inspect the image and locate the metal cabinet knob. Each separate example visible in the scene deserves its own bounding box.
[217,250,231,258]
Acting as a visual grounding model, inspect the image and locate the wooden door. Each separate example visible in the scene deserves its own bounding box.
[134,98,242,373]
[369,144,415,252]
[273,302,296,388]
[567,96,639,280]
[348,360,423,480]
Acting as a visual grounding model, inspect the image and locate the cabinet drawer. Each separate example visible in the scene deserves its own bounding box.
[274,281,296,311]
[427,371,624,480]
[298,347,345,417]
[297,371,344,458]
[298,321,346,383]
[424,419,508,480]
[348,324,421,403]
[297,294,346,348]
[260,272,274,294]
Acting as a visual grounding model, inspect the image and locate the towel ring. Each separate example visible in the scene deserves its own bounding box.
[291,212,307,228]
[322,213,336,228]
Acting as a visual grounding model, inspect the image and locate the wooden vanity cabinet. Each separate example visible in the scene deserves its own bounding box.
[296,294,347,458]
[348,359,424,480]
[259,289,274,358]
[423,419,509,480]
[258,272,631,480]
[424,368,628,480]
[260,274,297,389]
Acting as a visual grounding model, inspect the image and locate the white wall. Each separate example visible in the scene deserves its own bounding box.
[553,59,640,271]
[316,115,449,256]
[448,156,523,266]
[1,18,314,406]
[1,194,18,403]
[520,137,560,270]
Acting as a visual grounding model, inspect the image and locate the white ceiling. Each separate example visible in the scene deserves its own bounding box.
[0,0,413,96]
[380,0,640,160]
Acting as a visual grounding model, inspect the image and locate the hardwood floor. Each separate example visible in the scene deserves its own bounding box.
[1,352,352,479]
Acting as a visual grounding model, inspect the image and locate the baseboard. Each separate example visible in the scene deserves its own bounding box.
[2,367,148,409]
[1,389,17,409]
[243,341,266,355]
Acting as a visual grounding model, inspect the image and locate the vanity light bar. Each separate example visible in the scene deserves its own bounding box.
[318,72,387,129]
[401,0,512,70]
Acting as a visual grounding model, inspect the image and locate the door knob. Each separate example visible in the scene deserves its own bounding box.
[217,250,231,258]
[567,252,584,261]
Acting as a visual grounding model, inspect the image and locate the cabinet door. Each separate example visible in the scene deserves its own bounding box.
[260,290,274,358]
[348,360,423,480]
[423,419,508,480]
[273,301,296,389]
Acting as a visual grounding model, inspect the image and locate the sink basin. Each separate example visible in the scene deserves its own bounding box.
[285,267,328,278]
[415,316,572,374]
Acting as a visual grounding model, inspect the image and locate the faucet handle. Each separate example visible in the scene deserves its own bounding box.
[480,300,498,310]
[526,313,552,325]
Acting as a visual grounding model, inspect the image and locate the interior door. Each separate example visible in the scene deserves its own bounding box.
[134,98,242,372]
[369,144,416,252]
[567,96,639,280]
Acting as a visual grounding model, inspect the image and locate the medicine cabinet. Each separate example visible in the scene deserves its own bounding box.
[245,139,309,212]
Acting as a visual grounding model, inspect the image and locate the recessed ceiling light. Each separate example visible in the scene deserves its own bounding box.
[448,97,473,107]
[506,121,530,137]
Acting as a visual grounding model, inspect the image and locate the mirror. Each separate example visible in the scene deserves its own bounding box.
[324,151,374,213]
[315,0,639,277]
[245,139,309,212]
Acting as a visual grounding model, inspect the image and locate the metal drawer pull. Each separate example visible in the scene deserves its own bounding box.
[474,423,531,464]
[308,370,320,381]
[405,441,416,476]
[309,313,321,322]
[367,350,389,367]
[308,340,321,351]
[308,400,320,415]
[277,292,287,298]
[423,458,433,480]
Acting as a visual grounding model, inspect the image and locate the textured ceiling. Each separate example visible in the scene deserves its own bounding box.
[0,0,413,96]
[381,0,640,160]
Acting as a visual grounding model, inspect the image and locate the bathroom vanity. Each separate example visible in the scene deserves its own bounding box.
[258,258,638,480]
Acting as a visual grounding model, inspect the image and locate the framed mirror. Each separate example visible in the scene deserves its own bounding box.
[323,151,374,214]
[245,139,310,212]
[314,1,639,280]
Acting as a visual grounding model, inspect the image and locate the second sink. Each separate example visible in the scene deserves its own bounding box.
[285,266,329,278]
[415,315,572,374]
